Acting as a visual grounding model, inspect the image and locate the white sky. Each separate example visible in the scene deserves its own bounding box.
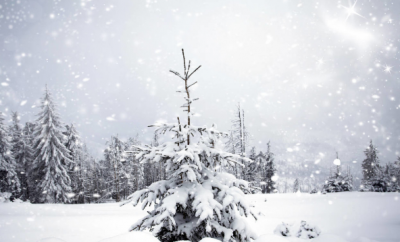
[0,0,399,168]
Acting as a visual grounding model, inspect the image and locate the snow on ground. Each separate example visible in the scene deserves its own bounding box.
[0,192,399,242]
[248,192,400,242]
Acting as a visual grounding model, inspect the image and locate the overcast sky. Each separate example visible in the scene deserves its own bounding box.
[1,0,399,168]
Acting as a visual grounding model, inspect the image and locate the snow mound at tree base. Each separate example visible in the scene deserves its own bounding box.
[274,221,321,239]
[0,192,12,203]
[198,239,222,242]
[98,232,161,242]
[256,234,349,242]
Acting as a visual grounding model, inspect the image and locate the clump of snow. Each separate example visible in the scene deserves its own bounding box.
[0,192,12,203]
[274,220,321,239]
[99,232,161,242]
[254,234,289,242]
[333,159,341,166]
[271,175,279,182]
[274,222,291,237]
[198,238,222,242]
[12,198,24,203]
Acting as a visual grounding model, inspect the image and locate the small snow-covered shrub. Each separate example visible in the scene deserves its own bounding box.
[322,174,352,193]
[274,222,291,237]
[297,221,321,239]
[309,189,318,194]
[274,221,321,239]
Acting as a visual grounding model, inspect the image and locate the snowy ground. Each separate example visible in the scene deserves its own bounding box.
[0,192,399,242]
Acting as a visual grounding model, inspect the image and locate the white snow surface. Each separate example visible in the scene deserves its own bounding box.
[0,192,399,242]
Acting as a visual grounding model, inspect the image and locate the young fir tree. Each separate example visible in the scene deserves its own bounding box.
[384,164,400,192]
[262,142,276,193]
[361,167,394,192]
[360,163,399,192]
[0,112,20,197]
[64,124,80,163]
[246,147,258,182]
[30,86,72,203]
[293,178,299,193]
[123,50,257,242]
[10,111,33,200]
[126,136,143,193]
[23,122,35,200]
[361,140,380,182]
[64,124,83,203]
[152,132,166,181]
[322,153,353,193]
[23,122,35,145]
[104,135,126,202]
[390,158,400,188]
[83,155,100,203]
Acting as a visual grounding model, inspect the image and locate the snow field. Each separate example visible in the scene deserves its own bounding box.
[0,192,398,242]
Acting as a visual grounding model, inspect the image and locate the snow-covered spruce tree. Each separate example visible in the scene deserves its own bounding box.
[64,124,80,164]
[104,135,126,202]
[123,49,257,242]
[94,158,114,202]
[126,135,144,193]
[261,142,276,194]
[10,111,33,201]
[362,140,380,182]
[23,122,35,145]
[30,86,72,203]
[83,155,101,203]
[246,147,258,183]
[23,122,36,200]
[322,156,353,193]
[0,112,20,198]
[293,178,299,193]
[64,124,84,203]
[388,159,400,188]
[360,165,399,192]
[152,132,166,182]
[384,164,400,192]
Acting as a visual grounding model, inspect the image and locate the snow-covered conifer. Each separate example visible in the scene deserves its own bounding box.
[388,159,400,188]
[64,124,83,203]
[293,178,299,193]
[262,142,276,193]
[360,165,399,192]
[10,111,33,200]
[123,50,257,242]
[362,140,380,182]
[30,86,72,203]
[126,136,144,193]
[322,156,353,193]
[0,112,20,198]
[246,147,258,183]
[23,122,35,145]
[104,135,126,202]
[64,124,80,160]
